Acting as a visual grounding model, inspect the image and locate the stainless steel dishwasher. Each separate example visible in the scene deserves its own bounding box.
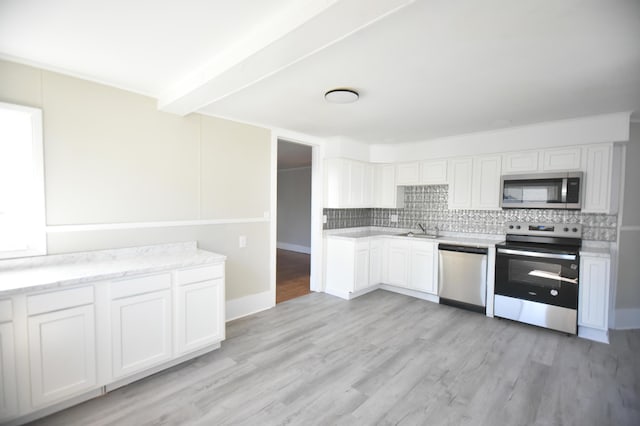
[438,244,488,313]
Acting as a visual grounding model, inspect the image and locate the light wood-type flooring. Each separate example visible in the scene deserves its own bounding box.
[276,249,310,304]
[31,290,639,426]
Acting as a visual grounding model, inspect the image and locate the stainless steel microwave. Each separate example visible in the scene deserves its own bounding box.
[500,172,583,209]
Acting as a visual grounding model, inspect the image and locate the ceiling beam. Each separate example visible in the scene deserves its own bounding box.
[157,0,415,116]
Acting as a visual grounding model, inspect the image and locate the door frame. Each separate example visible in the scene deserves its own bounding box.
[270,130,325,305]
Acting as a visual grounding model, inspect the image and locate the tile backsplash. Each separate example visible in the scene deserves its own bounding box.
[324,185,617,241]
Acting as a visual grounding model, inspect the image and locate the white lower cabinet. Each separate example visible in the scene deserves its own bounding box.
[176,279,224,355]
[579,255,610,340]
[354,242,371,292]
[3,259,225,424]
[28,304,97,407]
[111,290,172,379]
[386,240,411,288]
[409,241,437,294]
[325,238,376,297]
[0,321,18,422]
[369,239,383,286]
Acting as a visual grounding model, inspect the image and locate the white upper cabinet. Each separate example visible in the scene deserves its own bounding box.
[502,151,539,174]
[471,155,502,210]
[447,158,473,209]
[324,158,375,208]
[324,158,349,208]
[582,144,620,214]
[363,163,375,207]
[374,164,405,208]
[396,162,420,185]
[541,147,582,171]
[419,159,448,184]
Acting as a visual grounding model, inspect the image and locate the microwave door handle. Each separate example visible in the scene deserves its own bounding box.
[497,248,577,261]
[561,178,568,203]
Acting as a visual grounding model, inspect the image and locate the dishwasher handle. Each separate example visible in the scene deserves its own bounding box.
[438,244,488,255]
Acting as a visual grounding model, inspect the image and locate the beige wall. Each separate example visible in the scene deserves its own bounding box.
[0,59,272,301]
[616,123,640,312]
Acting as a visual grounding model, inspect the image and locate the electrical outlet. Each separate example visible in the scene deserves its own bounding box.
[390,214,398,223]
[239,235,247,248]
[323,214,327,224]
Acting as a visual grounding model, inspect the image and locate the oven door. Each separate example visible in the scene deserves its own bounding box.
[495,246,579,309]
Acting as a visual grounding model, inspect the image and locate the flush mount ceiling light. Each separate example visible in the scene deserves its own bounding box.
[324,88,359,104]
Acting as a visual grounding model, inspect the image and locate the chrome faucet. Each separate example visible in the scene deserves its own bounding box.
[417,223,439,237]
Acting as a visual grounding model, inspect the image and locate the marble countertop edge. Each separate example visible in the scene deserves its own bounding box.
[0,242,226,296]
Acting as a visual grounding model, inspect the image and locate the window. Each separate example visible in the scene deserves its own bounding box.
[0,101,46,259]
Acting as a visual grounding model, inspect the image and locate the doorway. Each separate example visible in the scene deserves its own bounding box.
[276,139,312,303]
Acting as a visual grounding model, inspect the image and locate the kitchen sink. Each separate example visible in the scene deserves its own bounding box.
[396,232,440,239]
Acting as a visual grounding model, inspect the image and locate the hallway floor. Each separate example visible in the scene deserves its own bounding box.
[276,249,310,303]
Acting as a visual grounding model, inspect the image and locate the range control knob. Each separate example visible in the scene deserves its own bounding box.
[515,225,521,229]
[572,227,578,233]
[550,289,558,296]
[508,225,514,229]
[563,227,569,232]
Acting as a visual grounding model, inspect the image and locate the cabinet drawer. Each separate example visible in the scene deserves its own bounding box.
[0,299,13,322]
[27,286,94,316]
[111,272,171,299]
[175,264,224,286]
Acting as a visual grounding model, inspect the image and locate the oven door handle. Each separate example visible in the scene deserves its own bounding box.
[497,248,577,261]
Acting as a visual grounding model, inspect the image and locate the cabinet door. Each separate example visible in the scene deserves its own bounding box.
[354,242,370,292]
[582,144,612,213]
[349,160,365,207]
[448,158,473,209]
[386,240,410,288]
[369,239,383,286]
[28,305,97,407]
[111,290,172,379]
[419,160,447,184]
[579,256,610,330]
[410,242,436,294]
[324,158,349,208]
[374,164,404,208]
[396,162,419,185]
[176,280,224,356]
[363,163,375,206]
[0,322,18,421]
[502,151,539,173]
[472,155,502,210]
[541,147,582,171]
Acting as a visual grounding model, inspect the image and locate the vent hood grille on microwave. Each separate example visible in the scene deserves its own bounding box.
[500,172,583,210]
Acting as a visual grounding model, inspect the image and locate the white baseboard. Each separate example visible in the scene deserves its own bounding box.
[226,290,274,322]
[578,326,609,344]
[276,242,311,254]
[379,285,439,304]
[614,308,640,330]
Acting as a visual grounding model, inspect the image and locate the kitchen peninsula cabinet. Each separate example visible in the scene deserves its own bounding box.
[175,265,225,356]
[0,242,225,425]
[0,319,18,422]
[111,277,173,379]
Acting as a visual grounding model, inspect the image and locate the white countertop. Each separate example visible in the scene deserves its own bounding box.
[324,227,502,248]
[0,242,226,296]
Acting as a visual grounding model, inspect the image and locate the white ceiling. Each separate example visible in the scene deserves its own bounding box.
[1,0,639,144]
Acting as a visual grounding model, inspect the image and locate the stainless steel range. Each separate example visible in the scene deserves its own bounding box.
[494,222,582,334]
